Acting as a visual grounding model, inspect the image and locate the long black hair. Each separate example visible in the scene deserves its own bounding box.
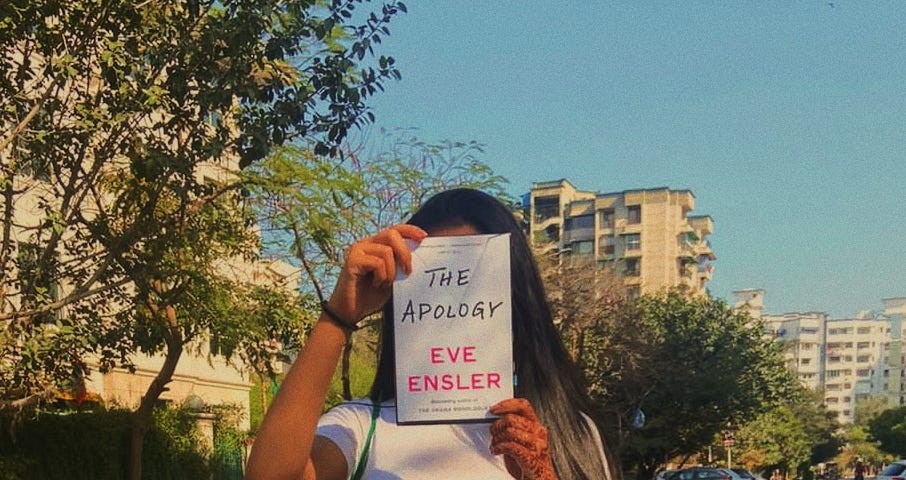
[368,188,611,480]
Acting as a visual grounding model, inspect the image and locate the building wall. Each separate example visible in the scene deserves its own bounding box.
[735,291,906,424]
[88,345,254,430]
[528,179,715,295]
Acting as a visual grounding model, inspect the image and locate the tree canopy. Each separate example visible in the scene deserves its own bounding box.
[579,290,798,479]
[868,406,906,457]
[1,0,406,477]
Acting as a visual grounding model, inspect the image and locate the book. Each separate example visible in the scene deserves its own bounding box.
[393,233,513,424]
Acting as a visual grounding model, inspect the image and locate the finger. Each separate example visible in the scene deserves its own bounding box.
[374,227,417,276]
[491,423,549,452]
[490,414,537,437]
[490,440,544,462]
[393,223,428,240]
[489,398,539,422]
[355,243,396,286]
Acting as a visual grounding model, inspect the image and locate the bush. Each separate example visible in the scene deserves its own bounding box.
[0,405,214,479]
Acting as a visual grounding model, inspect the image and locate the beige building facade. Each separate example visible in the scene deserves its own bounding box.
[528,179,715,297]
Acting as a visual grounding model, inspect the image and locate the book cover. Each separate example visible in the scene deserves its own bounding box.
[393,233,513,424]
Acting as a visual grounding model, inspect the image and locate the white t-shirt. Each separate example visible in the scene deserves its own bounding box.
[316,399,609,480]
[316,399,509,479]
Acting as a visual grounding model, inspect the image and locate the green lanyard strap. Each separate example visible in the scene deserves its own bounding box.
[350,401,381,480]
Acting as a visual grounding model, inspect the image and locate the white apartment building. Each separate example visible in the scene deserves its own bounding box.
[734,290,906,423]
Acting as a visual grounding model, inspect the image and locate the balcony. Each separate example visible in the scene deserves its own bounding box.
[533,205,560,222]
[562,227,595,244]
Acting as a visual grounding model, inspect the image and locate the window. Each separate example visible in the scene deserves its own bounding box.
[857,369,871,377]
[533,195,560,221]
[627,205,642,224]
[857,355,871,363]
[564,214,594,230]
[857,327,871,334]
[599,209,615,228]
[828,356,841,363]
[599,236,615,255]
[801,327,819,334]
[624,234,641,251]
[827,370,841,378]
[572,240,594,255]
[801,358,811,365]
[598,259,616,270]
[857,341,871,349]
[624,258,641,277]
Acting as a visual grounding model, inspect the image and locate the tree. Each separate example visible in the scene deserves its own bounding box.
[1,0,406,478]
[535,250,625,359]
[735,405,811,474]
[854,394,893,426]
[733,385,840,479]
[790,387,842,469]
[579,290,798,480]
[245,129,512,400]
[868,406,906,457]
[836,424,890,473]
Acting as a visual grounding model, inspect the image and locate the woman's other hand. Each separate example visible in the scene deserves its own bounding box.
[326,224,427,326]
[490,398,557,480]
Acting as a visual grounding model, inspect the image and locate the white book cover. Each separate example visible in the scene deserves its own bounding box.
[393,233,513,424]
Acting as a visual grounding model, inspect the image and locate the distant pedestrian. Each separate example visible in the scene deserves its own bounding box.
[854,460,865,480]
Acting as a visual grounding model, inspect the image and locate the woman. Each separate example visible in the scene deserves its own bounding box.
[247,188,611,480]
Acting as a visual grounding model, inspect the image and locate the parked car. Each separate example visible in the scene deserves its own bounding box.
[667,468,741,480]
[731,468,766,480]
[877,460,906,480]
[656,470,678,480]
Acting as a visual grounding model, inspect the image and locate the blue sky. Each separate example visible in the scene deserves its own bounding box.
[360,1,906,318]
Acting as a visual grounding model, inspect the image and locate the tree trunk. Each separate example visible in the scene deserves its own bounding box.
[129,302,184,480]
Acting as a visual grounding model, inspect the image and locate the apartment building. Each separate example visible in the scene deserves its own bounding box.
[734,290,906,423]
[528,179,715,296]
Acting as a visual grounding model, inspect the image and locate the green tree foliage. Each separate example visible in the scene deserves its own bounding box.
[735,404,811,475]
[245,130,511,399]
[790,387,842,467]
[868,406,906,457]
[734,385,842,478]
[0,405,213,480]
[1,0,405,478]
[580,290,797,479]
[836,424,890,472]
[853,394,893,426]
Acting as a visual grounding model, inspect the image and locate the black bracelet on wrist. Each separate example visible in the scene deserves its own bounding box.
[320,301,360,333]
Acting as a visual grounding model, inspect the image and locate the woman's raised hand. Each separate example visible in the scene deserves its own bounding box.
[490,398,558,480]
[326,224,427,327]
